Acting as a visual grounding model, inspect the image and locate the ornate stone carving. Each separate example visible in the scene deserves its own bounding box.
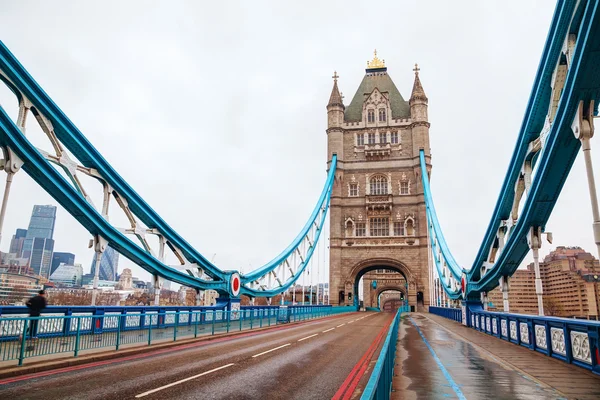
[519,322,529,344]
[551,327,566,355]
[535,325,547,349]
[570,331,591,364]
[510,321,517,340]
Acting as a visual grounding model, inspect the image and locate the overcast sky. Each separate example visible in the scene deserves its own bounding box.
[0,1,593,290]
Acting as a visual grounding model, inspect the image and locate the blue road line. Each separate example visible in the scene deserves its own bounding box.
[409,317,467,400]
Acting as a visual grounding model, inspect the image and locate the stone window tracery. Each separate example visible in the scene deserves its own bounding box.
[367,109,375,123]
[399,173,411,195]
[370,175,388,195]
[368,132,376,145]
[379,109,386,122]
[370,217,389,236]
[400,181,409,195]
[349,183,359,197]
[393,222,405,236]
[380,132,387,144]
[357,133,364,146]
[355,222,366,237]
[391,132,399,144]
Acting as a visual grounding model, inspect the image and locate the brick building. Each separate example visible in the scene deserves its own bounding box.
[327,51,431,310]
[487,246,600,319]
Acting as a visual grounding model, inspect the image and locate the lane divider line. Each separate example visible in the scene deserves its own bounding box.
[135,363,235,398]
[323,328,335,333]
[332,314,395,400]
[348,321,355,324]
[298,334,318,342]
[252,343,291,358]
[409,317,466,400]
[337,324,346,328]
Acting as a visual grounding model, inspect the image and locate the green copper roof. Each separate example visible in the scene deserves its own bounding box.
[344,69,410,122]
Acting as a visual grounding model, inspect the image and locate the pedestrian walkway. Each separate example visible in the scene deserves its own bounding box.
[392,313,600,400]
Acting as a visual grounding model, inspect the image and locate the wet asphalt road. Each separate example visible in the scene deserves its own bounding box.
[0,312,392,400]
[395,314,568,400]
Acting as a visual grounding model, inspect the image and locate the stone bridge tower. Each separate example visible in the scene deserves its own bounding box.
[326,51,432,311]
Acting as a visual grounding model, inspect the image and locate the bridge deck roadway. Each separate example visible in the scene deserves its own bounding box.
[394,313,600,399]
[0,312,390,399]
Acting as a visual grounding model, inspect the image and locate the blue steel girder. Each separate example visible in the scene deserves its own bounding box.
[0,40,335,298]
[471,0,600,294]
[466,0,600,293]
[240,155,336,297]
[420,0,600,298]
[419,151,462,282]
[469,0,579,284]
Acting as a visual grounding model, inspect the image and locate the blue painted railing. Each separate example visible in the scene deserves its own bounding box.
[431,306,600,376]
[0,304,333,338]
[429,306,462,323]
[361,306,409,400]
[0,304,351,366]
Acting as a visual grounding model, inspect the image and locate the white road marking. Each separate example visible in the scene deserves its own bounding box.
[337,323,346,328]
[252,343,291,358]
[135,363,235,398]
[322,327,335,333]
[348,320,355,324]
[298,333,318,342]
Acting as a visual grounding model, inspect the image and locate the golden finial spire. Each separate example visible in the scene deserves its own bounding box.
[332,70,339,82]
[367,49,385,69]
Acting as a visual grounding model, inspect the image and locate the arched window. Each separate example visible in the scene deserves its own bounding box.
[345,219,354,237]
[405,217,415,236]
[379,109,386,122]
[369,175,388,195]
[367,109,375,123]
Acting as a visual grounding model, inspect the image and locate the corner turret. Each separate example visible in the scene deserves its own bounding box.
[327,71,345,128]
[409,64,431,156]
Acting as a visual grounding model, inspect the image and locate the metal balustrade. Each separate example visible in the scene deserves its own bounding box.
[430,306,600,376]
[361,306,409,400]
[429,306,462,323]
[0,305,350,366]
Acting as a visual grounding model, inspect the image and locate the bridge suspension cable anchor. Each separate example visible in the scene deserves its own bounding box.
[572,100,600,259]
[0,147,23,247]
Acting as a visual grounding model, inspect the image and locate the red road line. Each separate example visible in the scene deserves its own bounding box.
[0,312,359,386]
[332,314,394,400]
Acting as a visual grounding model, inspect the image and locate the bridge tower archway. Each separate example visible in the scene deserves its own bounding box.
[374,287,407,309]
[325,52,432,312]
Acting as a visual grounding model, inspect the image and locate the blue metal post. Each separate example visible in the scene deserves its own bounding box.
[74,317,81,357]
[116,315,121,351]
[18,319,28,366]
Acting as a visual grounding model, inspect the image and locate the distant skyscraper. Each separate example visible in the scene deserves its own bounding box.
[22,205,57,260]
[9,228,27,257]
[90,245,119,281]
[50,263,83,287]
[29,237,55,278]
[51,252,75,276]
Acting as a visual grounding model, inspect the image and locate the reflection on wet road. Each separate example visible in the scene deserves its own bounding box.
[393,313,567,400]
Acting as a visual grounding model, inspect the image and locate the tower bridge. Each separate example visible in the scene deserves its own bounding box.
[0,1,600,398]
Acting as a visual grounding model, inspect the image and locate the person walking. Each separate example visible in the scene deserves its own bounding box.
[25,290,47,339]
